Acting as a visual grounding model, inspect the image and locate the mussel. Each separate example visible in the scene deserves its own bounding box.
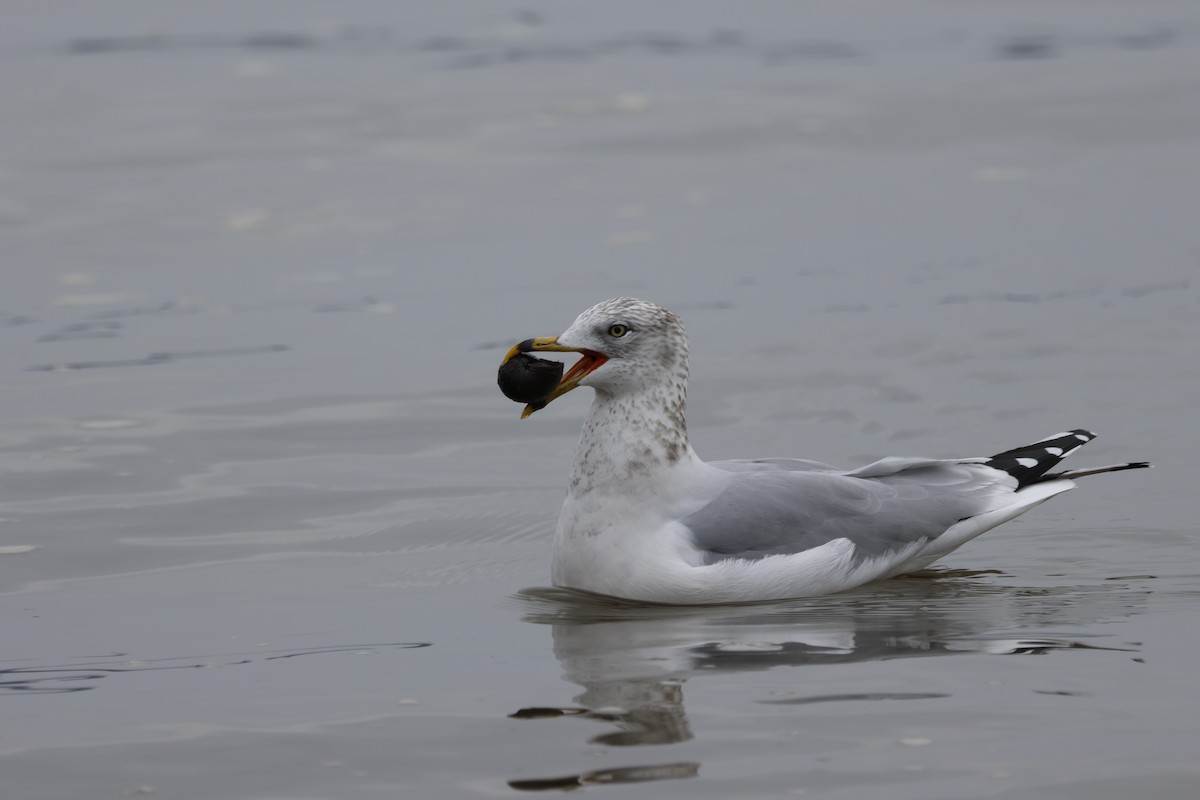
[497,353,564,408]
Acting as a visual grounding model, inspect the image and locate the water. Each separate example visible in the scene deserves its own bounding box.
[3,1,1198,797]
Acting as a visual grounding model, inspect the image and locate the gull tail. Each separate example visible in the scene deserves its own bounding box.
[985,429,1151,489]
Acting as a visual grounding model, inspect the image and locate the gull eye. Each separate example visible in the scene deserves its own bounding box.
[608,323,629,338]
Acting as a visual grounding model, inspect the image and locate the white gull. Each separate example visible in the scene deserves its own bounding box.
[502,297,1150,604]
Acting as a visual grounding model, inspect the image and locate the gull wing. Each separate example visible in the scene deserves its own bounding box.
[683,459,1019,565]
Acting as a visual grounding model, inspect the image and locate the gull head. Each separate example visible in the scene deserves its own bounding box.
[501,297,688,418]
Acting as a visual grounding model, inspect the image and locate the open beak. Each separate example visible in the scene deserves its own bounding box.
[502,336,609,418]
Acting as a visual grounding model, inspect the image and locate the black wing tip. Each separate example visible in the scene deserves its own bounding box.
[987,430,1153,488]
[986,428,1100,488]
[1048,461,1153,481]
[991,429,1095,458]
[1094,461,1153,473]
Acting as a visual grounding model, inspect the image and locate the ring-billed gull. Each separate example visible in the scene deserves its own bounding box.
[501,297,1150,604]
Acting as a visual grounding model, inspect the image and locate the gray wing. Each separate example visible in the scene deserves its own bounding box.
[683,460,1011,565]
[709,457,841,474]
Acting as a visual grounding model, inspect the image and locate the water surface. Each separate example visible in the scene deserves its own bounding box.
[3,1,1198,797]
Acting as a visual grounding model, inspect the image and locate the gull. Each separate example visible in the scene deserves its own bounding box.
[501,297,1150,604]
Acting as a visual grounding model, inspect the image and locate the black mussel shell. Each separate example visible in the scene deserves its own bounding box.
[498,353,564,404]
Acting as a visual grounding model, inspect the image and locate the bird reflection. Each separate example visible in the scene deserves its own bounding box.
[506,569,1145,790]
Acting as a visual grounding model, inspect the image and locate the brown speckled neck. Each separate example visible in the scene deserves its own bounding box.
[568,371,690,497]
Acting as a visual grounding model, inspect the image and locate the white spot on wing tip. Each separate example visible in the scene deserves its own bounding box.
[1074,434,1090,441]
[1044,447,1064,456]
[1015,457,1039,468]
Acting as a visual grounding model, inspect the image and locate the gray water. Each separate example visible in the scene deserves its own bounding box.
[3,2,1198,797]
